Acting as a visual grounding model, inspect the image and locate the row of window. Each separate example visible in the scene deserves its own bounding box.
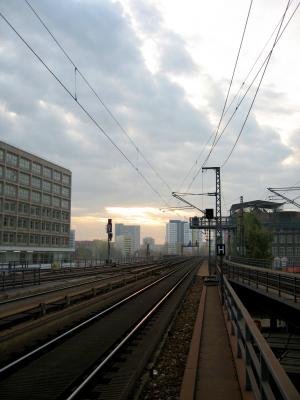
[0,149,71,185]
[0,183,70,208]
[2,215,69,233]
[273,234,300,244]
[2,200,70,221]
[272,246,300,256]
[0,167,70,197]
[1,231,70,246]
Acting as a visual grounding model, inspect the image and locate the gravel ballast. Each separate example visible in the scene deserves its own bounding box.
[138,275,203,400]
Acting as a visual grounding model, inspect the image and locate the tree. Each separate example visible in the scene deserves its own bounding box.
[244,212,273,259]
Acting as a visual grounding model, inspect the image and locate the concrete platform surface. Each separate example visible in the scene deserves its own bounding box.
[195,285,241,400]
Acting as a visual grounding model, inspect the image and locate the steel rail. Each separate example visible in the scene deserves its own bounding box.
[0,260,191,375]
[65,268,194,400]
[217,266,299,400]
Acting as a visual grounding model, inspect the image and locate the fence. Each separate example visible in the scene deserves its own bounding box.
[223,260,300,303]
[217,265,299,400]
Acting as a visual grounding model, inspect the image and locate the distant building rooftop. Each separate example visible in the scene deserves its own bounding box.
[230,200,284,213]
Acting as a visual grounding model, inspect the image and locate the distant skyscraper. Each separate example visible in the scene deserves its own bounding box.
[115,223,140,255]
[166,220,202,255]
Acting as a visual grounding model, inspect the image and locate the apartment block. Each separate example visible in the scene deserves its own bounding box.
[0,141,73,264]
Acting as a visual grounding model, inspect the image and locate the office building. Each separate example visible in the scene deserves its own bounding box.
[166,220,202,255]
[230,199,300,259]
[115,223,140,255]
[0,141,73,264]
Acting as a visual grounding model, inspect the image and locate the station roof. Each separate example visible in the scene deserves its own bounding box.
[230,200,284,213]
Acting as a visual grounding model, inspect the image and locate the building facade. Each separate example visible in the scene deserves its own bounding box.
[0,141,73,264]
[230,200,300,260]
[115,223,140,256]
[166,220,202,255]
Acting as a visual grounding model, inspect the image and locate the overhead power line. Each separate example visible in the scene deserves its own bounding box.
[24,0,173,193]
[202,0,254,167]
[0,10,172,208]
[185,0,299,188]
[222,0,293,166]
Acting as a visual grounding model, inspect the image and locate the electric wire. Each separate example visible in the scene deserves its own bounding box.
[222,0,293,167]
[186,0,299,188]
[0,10,172,208]
[202,0,254,167]
[24,0,173,193]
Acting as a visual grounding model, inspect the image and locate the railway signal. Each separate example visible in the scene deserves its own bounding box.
[106,218,113,264]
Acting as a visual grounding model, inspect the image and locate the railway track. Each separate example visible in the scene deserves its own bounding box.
[0,257,201,400]
[0,258,183,331]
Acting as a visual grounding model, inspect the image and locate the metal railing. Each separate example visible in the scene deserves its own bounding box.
[223,261,300,303]
[217,266,299,400]
[227,256,272,269]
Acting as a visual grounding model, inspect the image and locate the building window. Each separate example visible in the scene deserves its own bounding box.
[43,166,52,179]
[286,247,293,256]
[53,183,61,195]
[19,172,30,185]
[279,247,285,256]
[0,182,3,195]
[4,184,17,198]
[42,180,51,192]
[32,176,41,189]
[42,194,51,205]
[17,233,28,244]
[6,152,18,166]
[286,234,293,244]
[0,149,4,161]
[272,247,278,256]
[0,165,3,177]
[53,197,61,208]
[62,211,69,221]
[19,157,30,170]
[295,235,300,244]
[62,174,70,185]
[295,247,300,256]
[19,187,30,200]
[5,168,18,182]
[32,162,42,175]
[3,232,15,243]
[4,200,16,212]
[18,218,29,229]
[31,206,41,217]
[53,170,61,182]
[61,199,69,209]
[61,187,70,198]
[18,202,29,214]
[279,235,285,244]
[31,191,41,203]
[3,215,16,227]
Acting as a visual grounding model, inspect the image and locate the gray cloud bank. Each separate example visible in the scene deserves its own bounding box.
[0,0,297,237]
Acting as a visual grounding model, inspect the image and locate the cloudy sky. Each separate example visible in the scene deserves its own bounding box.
[1,0,300,243]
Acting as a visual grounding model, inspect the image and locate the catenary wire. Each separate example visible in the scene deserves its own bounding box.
[0,10,173,208]
[24,0,173,193]
[202,0,254,167]
[222,0,293,167]
[180,0,297,190]
[187,0,299,188]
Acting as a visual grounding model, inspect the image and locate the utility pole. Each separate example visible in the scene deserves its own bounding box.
[239,196,245,256]
[202,167,222,251]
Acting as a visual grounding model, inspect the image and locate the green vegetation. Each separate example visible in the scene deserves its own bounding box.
[244,212,273,259]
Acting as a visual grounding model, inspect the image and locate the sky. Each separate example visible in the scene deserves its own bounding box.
[1,0,300,243]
